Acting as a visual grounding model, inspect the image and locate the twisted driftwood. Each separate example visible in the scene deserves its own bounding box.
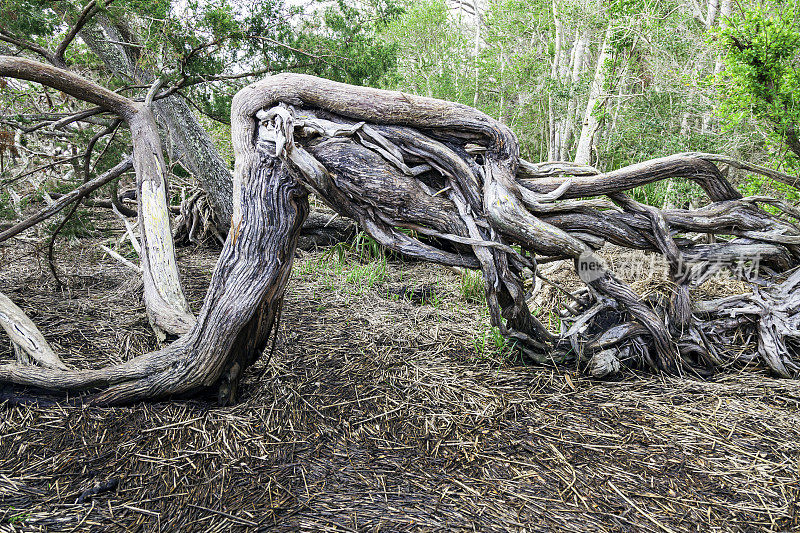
[1,72,799,405]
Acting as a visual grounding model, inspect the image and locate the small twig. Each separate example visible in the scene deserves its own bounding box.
[186,504,257,527]
[112,203,141,254]
[99,244,140,273]
[46,197,80,287]
[266,298,283,367]
[83,119,121,179]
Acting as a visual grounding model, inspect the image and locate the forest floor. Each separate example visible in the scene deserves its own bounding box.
[0,216,799,532]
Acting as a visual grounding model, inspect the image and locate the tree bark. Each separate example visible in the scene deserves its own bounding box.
[1,72,798,406]
[575,24,613,166]
[0,292,67,370]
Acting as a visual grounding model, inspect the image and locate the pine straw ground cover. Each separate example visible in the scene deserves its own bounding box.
[0,230,799,532]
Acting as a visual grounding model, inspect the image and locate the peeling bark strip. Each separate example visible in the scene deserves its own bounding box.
[0,72,799,405]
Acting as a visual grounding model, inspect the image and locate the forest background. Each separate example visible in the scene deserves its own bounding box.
[1,0,798,220]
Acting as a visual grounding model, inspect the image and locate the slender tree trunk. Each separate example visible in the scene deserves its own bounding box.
[561,30,588,161]
[706,0,720,29]
[604,63,628,156]
[575,24,613,166]
[129,108,196,335]
[472,0,482,108]
[548,0,565,160]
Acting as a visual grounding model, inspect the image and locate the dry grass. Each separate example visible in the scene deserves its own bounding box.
[0,228,799,532]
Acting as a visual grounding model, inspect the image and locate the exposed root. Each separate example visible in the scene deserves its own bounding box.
[173,189,226,247]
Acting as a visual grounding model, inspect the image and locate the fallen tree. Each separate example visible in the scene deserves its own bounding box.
[1,64,799,405]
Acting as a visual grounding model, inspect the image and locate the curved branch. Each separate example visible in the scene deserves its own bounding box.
[0,30,57,65]
[686,152,800,189]
[518,154,741,202]
[0,55,135,117]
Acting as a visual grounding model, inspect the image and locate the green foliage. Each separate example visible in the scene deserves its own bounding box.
[4,510,31,525]
[630,178,705,208]
[459,269,485,304]
[715,0,800,173]
[351,231,385,262]
[0,192,16,220]
[0,0,59,42]
[381,0,474,102]
[472,323,517,362]
[478,0,554,160]
[2,0,401,119]
[47,209,96,239]
[303,250,389,295]
[737,170,800,202]
[292,0,401,87]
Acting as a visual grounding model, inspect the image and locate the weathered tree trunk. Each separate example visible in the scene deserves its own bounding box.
[1,71,799,406]
[0,145,306,404]
[129,106,196,336]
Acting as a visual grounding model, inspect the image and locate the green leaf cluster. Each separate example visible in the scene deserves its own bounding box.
[716,0,800,171]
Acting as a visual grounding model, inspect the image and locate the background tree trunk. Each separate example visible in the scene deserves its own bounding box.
[79,18,234,226]
[575,24,613,166]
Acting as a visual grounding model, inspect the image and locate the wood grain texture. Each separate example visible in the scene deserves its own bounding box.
[1,73,798,404]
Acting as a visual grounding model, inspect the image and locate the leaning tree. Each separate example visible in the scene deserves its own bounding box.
[1,56,799,405]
